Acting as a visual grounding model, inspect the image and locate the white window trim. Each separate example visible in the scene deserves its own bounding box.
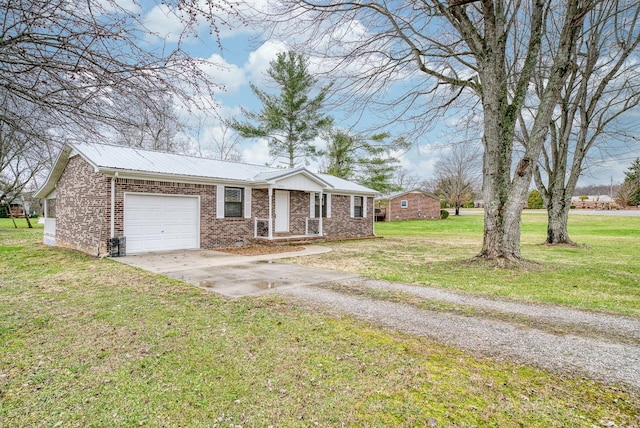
[363,196,368,218]
[216,185,225,219]
[244,188,252,219]
[400,199,408,208]
[326,194,332,218]
[350,195,355,218]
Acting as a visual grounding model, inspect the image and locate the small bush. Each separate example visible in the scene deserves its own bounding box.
[570,205,576,209]
[527,189,544,209]
[440,209,449,219]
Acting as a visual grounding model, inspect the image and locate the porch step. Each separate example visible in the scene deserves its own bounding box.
[255,235,327,246]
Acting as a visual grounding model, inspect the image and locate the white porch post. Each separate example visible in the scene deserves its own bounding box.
[268,186,273,240]
[44,198,48,218]
[318,191,323,236]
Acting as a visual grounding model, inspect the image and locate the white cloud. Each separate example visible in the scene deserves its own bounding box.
[244,40,289,83]
[143,4,192,43]
[242,139,271,165]
[200,53,247,93]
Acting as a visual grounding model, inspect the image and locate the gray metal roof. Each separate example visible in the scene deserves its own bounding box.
[35,143,379,198]
[376,188,439,201]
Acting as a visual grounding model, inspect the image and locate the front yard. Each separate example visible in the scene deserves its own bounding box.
[0,217,639,426]
[293,213,640,317]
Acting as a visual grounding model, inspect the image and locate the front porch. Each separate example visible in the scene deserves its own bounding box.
[253,216,326,245]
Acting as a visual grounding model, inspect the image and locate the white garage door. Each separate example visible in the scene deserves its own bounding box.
[124,193,200,254]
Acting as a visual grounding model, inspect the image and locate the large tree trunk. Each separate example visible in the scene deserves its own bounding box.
[546,203,572,244]
[476,98,531,261]
[536,176,579,245]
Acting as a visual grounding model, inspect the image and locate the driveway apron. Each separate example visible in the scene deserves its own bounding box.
[114,246,359,298]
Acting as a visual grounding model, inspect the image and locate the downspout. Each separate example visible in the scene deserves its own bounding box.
[268,185,273,240]
[110,172,118,239]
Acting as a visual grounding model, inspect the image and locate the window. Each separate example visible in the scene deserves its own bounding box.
[400,199,408,208]
[353,196,364,218]
[315,194,327,218]
[224,187,243,218]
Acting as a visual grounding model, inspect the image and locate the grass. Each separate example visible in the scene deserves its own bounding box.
[293,213,640,318]
[1,217,639,426]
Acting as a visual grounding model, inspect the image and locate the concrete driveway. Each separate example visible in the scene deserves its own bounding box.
[114,246,359,298]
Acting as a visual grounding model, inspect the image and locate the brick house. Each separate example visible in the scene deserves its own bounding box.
[34,143,378,256]
[374,189,441,221]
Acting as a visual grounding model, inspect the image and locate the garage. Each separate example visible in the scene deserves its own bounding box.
[124,193,200,254]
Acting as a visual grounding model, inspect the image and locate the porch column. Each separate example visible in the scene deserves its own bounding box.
[318,191,323,236]
[44,198,48,218]
[268,186,273,240]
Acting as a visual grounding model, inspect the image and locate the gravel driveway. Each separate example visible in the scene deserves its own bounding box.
[279,278,640,393]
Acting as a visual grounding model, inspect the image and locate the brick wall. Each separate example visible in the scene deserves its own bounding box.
[53,157,375,255]
[55,156,110,255]
[384,192,440,221]
[323,194,375,238]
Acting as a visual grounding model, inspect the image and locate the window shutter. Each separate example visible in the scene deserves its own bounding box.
[244,188,252,218]
[363,196,368,218]
[350,195,355,218]
[310,193,315,218]
[326,194,331,218]
[216,185,225,219]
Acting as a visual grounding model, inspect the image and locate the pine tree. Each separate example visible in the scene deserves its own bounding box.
[229,51,333,168]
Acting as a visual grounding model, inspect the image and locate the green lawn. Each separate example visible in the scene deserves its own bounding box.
[294,213,640,317]
[1,217,639,426]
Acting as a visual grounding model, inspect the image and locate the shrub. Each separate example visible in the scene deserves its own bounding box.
[527,189,544,209]
[570,205,576,209]
[440,209,449,219]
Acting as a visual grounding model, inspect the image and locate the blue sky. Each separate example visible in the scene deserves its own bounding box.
[137,0,637,189]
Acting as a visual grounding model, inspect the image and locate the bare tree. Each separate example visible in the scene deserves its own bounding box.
[522,0,640,245]
[191,118,244,162]
[210,124,244,162]
[0,0,235,199]
[432,144,482,215]
[114,93,188,153]
[394,169,425,191]
[258,0,592,263]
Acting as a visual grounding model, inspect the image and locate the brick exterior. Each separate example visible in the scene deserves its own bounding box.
[381,191,440,221]
[51,156,375,255]
[323,195,375,238]
[54,156,110,255]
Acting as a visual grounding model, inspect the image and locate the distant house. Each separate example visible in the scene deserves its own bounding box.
[374,189,441,221]
[1,198,26,218]
[34,143,378,256]
[570,195,614,209]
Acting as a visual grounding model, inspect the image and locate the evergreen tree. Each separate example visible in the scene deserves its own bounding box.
[322,129,410,194]
[229,51,333,168]
[622,158,640,205]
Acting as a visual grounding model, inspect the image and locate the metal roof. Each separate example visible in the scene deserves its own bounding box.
[376,188,439,200]
[35,143,379,198]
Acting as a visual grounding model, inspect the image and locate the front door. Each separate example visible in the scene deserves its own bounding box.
[275,190,290,232]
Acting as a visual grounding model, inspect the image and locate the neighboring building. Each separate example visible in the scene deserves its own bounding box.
[0,198,27,218]
[374,189,441,221]
[34,143,378,256]
[570,195,614,209]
